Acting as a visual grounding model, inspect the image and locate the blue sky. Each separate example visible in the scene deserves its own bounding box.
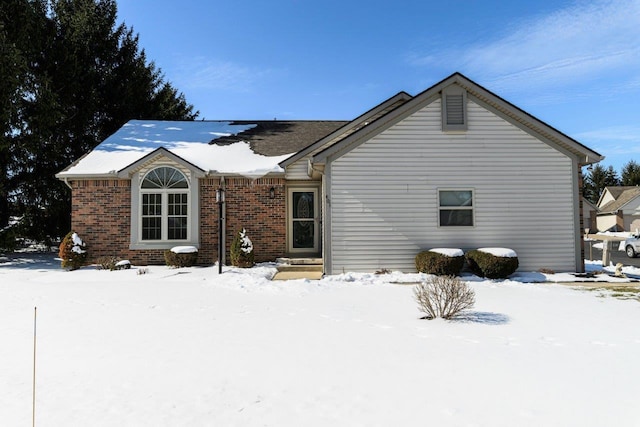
[116,0,639,174]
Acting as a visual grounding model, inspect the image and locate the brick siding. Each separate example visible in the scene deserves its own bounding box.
[69,177,287,266]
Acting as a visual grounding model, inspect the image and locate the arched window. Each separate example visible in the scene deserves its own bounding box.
[141,166,188,189]
[140,166,189,241]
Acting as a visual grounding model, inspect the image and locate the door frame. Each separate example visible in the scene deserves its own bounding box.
[287,185,321,255]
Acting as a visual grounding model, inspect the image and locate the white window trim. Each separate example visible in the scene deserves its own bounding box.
[441,85,468,132]
[130,165,200,250]
[437,188,475,228]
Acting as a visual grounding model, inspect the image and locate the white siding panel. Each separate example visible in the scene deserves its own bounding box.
[285,156,312,180]
[328,99,577,273]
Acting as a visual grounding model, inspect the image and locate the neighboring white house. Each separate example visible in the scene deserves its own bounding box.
[284,73,603,273]
[596,186,640,232]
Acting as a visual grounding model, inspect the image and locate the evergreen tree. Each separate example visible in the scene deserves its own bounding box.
[0,0,47,234]
[1,0,197,244]
[583,164,620,204]
[621,160,640,186]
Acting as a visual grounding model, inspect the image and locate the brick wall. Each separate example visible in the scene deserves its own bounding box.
[223,177,286,263]
[69,177,287,266]
[70,179,136,261]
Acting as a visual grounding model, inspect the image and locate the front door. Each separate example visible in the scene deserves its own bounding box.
[288,188,319,254]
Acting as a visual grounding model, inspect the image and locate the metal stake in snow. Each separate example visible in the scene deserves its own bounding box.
[32,306,37,427]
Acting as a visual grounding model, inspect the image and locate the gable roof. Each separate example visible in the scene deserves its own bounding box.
[582,196,598,212]
[598,186,640,213]
[57,119,346,179]
[311,72,604,164]
[279,91,412,167]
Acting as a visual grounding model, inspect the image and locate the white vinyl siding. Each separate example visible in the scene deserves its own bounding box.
[285,156,313,180]
[327,98,576,273]
[624,197,640,231]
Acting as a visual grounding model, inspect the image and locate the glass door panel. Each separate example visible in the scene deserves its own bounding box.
[289,189,319,252]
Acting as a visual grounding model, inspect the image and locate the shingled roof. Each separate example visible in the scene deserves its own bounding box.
[56,120,347,179]
[599,186,640,213]
[211,120,348,156]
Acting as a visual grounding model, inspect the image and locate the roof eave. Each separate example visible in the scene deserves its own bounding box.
[312,72,604,165]
[279,91,413,168]
[55,172,119,180]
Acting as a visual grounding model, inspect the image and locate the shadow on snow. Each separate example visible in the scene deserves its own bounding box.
[455,311,510,325]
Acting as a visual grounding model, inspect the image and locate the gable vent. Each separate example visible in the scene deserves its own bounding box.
[441,85,467,131]
[446,95,464,125]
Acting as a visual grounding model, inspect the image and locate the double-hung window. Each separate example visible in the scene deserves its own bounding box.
[439,189,474,227]
[140,166,189,241]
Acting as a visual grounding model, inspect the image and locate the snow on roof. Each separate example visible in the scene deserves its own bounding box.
[58,120,295,179]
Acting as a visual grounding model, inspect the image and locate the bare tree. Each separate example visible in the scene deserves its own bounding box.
[414,275,475,319]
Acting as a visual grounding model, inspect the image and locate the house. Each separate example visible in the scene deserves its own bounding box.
[57,73,603,273]
[595,186,640,232]
[582,196,598,233]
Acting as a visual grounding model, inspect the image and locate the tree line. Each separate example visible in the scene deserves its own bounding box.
[583,160,640,204]
[0,0,197,248]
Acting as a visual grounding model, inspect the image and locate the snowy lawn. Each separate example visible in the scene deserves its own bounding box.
[1,253,640,426]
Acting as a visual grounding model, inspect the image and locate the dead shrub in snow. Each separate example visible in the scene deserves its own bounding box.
[414,275,475,320]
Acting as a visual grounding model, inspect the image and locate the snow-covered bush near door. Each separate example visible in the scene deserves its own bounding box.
[230,228,254,267]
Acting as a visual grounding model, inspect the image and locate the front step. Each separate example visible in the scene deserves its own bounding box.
[276,257,323,265]
[273,258,324,281]
[276,264,323,273]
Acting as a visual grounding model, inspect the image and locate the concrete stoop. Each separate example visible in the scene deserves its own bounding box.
[273,258,324,280]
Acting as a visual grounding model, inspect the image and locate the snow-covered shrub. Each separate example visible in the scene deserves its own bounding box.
[230,228,254,268]
[59,231,87,270]
[164,246,198,267]
[97,256,119,271]
[414,275,475,320]
[465,248,519,279]
[97,257,131,271]
[415,248,464,276]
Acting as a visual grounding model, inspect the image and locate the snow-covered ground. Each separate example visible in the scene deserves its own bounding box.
[1,253,640,426]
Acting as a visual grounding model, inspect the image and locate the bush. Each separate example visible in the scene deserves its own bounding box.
[230,228,255,268]
[414,275,475,319]
[97,256,119,271]
[0,226,18,252]
[465,249,519,279]
[164,247,198,267]
[58,231,87,270]
[415,249,464,276]
[97,256,131,271]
